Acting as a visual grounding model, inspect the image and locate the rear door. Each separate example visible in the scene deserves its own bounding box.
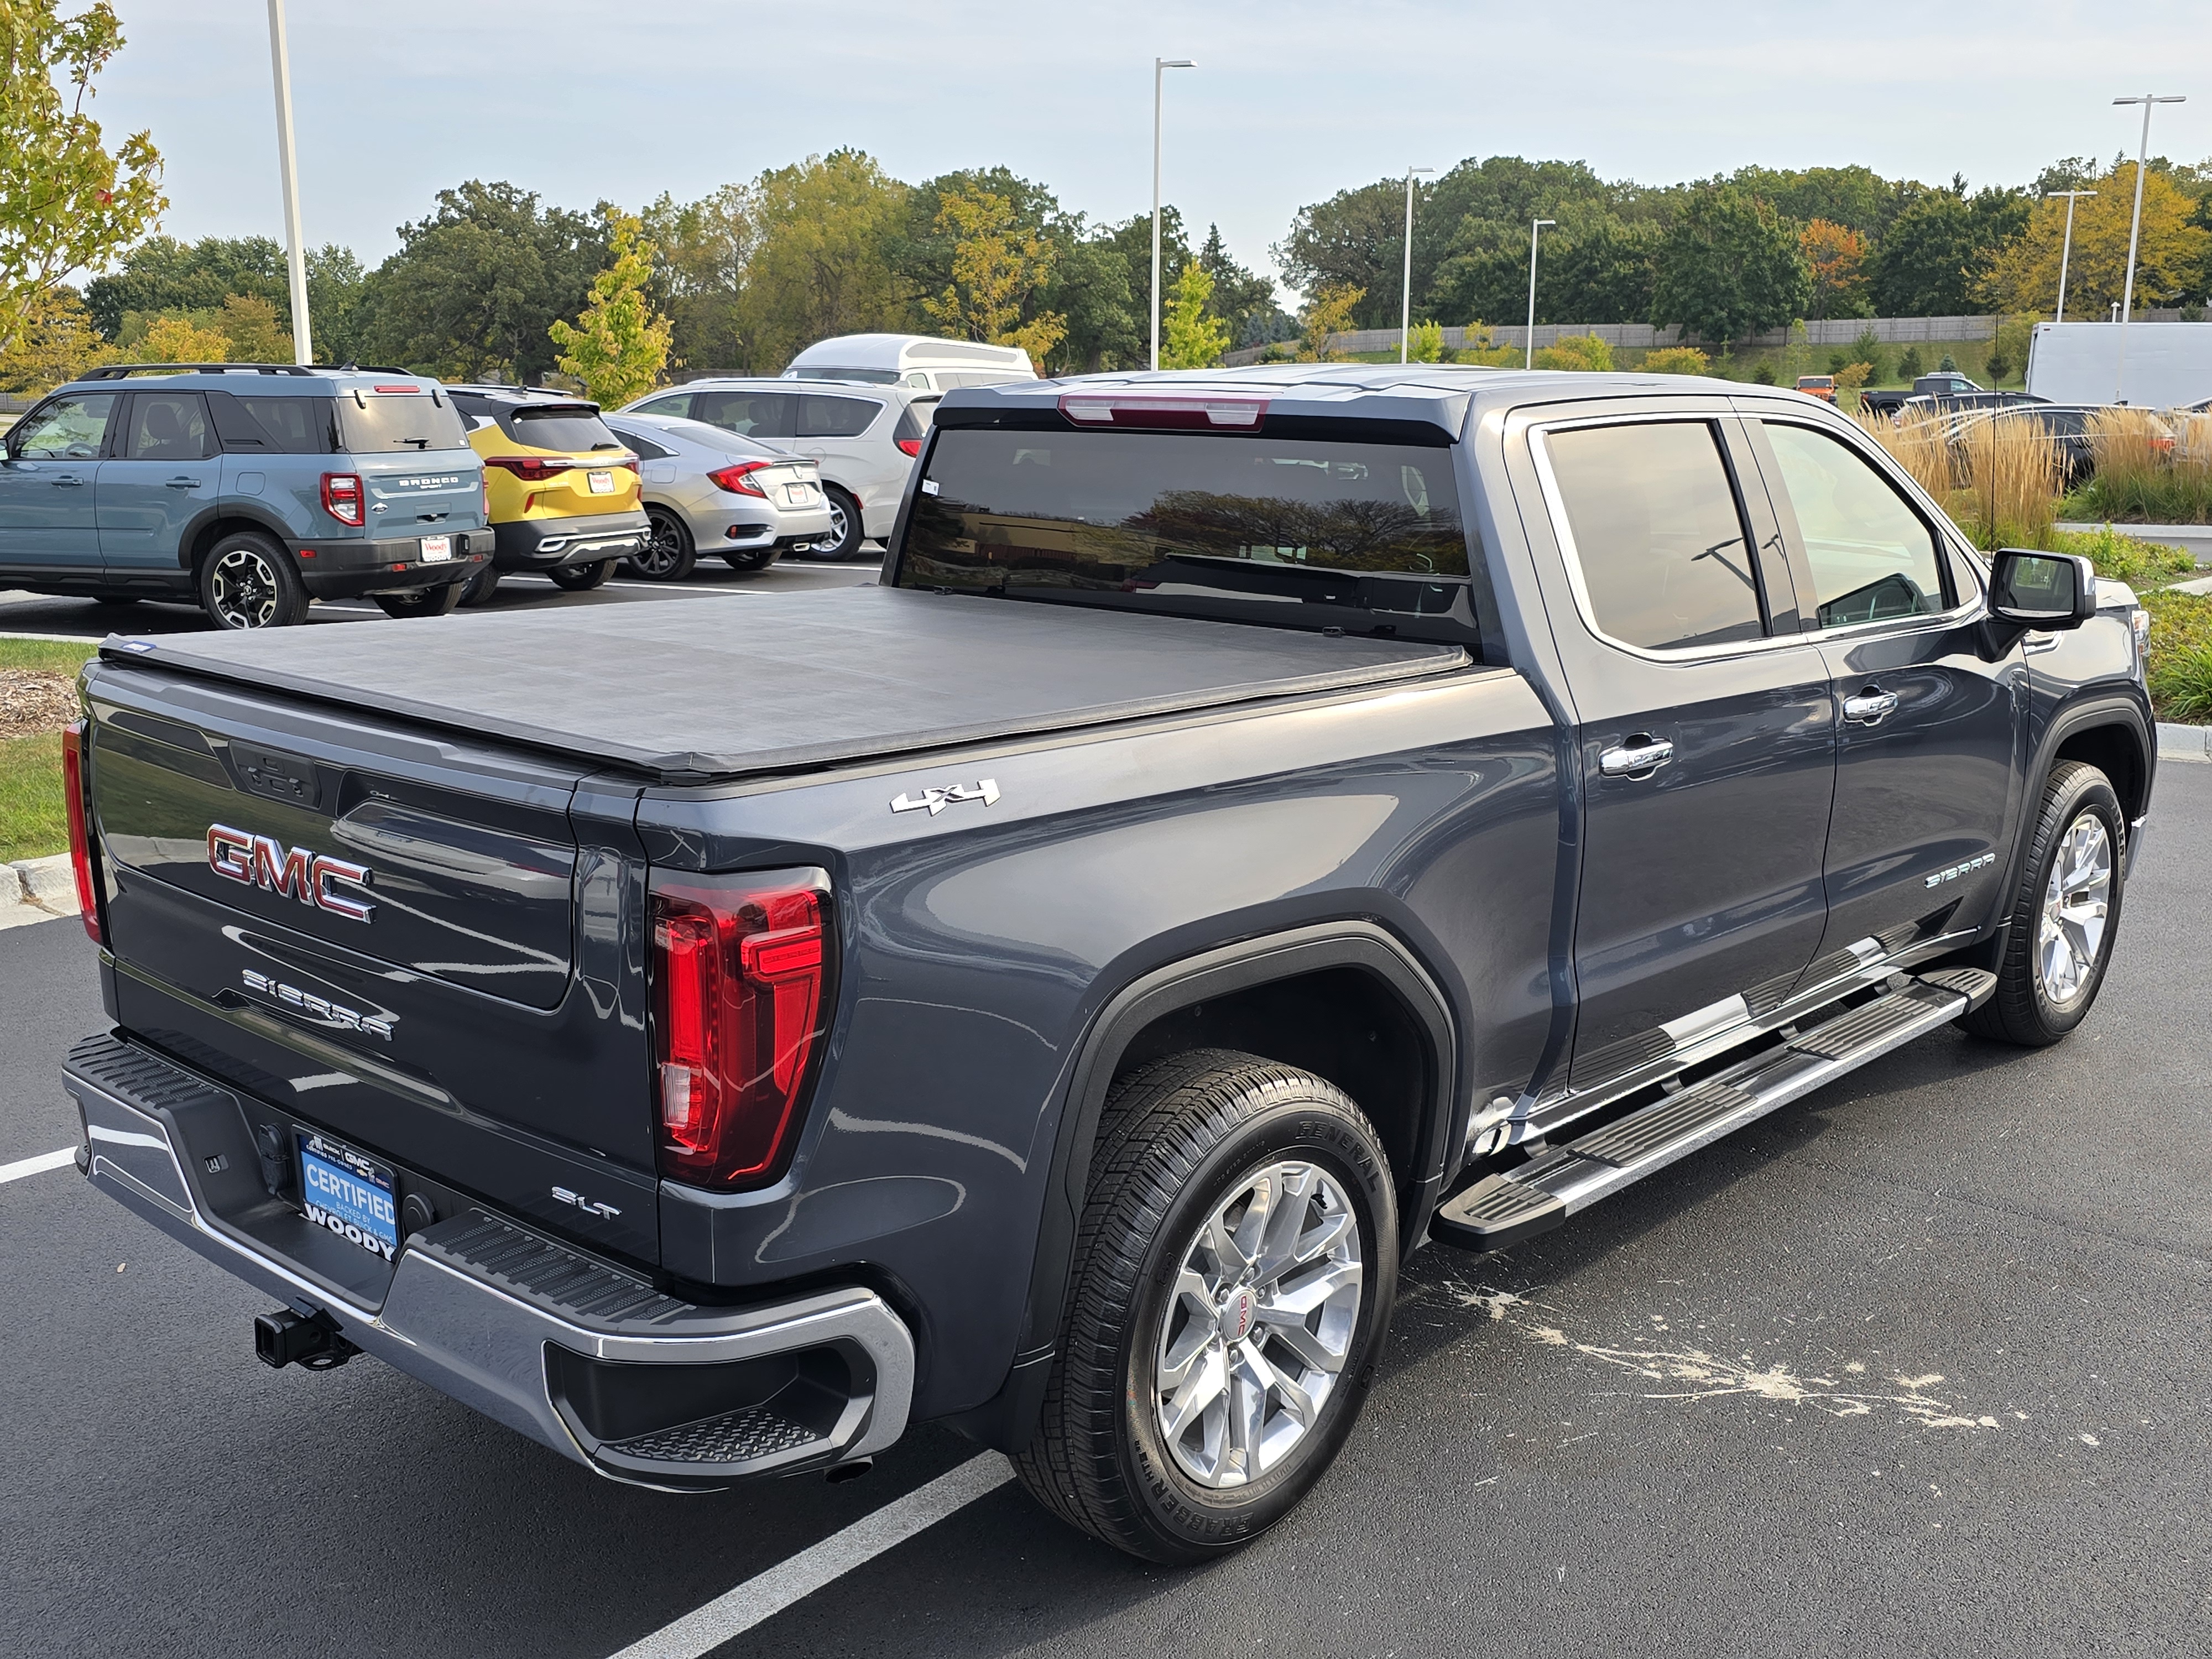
[1527,407,1838,1088]
[792,392,894,526]
[85,672,659,1265]
[0,391,116,580]
[97,389,221,575]
[1742,413,2023,971]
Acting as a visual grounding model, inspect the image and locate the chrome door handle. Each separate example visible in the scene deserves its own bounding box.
[1599,737,1674,778]
[50,474,85,486]
[1843,689,1900,725]
[164,476,199,488]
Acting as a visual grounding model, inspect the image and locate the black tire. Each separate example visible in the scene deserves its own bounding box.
[1012,1049,1397,1564]
[721,545,780,573]
[198,531,308,629]
[373,582,463,619]
[457,564,502,607]
[629,508,697,580]
[547,557,617,592]
[811,486,864,560]
[1958,760,2126,1046]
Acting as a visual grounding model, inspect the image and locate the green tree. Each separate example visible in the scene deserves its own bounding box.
[1197,223,1285,347]
[0,0,165,358]
[737,149,909,373]
[1298,283,1363,360]
[1650,185,1810,345]
[1406,318,1444,363]
[352,181,610,382]
[137,311,227,362]
[0,284,114,391]
[1867,181,2025,316]
[1160,262,1230,368]
[1533,332,1613,371]
[639,185,754,374]
[920,186,1067,364]
[550,212,673,408]
[1640,345,1711,375]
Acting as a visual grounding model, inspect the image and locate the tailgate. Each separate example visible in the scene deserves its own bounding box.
[82,661,659,1266]
[358,447,481,531]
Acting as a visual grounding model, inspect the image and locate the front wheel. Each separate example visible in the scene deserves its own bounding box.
[1958,760,2126,1046]
[199,532,309,629]
[1013,1050,1397,1564]
[547,557,617,592]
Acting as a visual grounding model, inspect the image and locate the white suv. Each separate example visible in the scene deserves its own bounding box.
[618,379,931,560]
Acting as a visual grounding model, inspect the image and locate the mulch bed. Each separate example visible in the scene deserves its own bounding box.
[0,670,77,739]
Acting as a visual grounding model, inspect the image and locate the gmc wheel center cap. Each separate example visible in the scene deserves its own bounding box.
[1218,1285,1256,1343]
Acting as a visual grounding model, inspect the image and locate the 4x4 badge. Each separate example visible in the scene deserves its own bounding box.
[891,779,1000,816]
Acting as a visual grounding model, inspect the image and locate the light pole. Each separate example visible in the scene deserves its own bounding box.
[2044,189,2096,323]
[265,0,312,365]
[1400,166,1434,364]
[1151,57,1195,372]
[1524,218,1555,369]
[2112,92,2185,401]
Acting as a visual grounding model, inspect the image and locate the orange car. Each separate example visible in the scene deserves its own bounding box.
[1796,375,1838,403]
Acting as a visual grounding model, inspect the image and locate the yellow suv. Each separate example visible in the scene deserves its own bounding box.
[446,387,650,603]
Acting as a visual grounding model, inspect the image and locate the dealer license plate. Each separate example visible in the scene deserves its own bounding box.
[782,483,817,505]
[419,534,452,562]
[299,1130,399,1264]
[587,470,615,494]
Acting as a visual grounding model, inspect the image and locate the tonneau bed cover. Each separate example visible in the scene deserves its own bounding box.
[96,586,1470,781]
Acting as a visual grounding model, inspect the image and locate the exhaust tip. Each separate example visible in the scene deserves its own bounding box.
[824,1458,873,1484]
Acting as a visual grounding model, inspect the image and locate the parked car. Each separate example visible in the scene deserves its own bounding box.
[0,363,487,627]
[444,387,650,603]
[781,333,1037,393]
[1795,374,1837,403]
[617,379,933,560]
[601,414,833,579]
[62,364,2156,1565]
[1943,403,2155,488]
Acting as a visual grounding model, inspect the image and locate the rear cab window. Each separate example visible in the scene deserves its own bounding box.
[897,422,1478,646]
[338,392,470,453]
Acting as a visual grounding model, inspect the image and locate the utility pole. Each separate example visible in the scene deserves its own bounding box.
[265,0,312,365]
[2044,189,2096,324]
[2112,92,2185,401]
[1151,58,1195,372]
[1400,166,1434,363]
[1525,219,1554,369]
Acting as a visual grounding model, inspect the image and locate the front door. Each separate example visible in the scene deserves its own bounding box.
[0,392,117,583]
[1535,412,1838,1089]
[97,389,220,578]
[1743,415,2023,969]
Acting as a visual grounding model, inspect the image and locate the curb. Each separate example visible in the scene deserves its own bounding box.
[2157,722,2212,764]
[0,853,80,931]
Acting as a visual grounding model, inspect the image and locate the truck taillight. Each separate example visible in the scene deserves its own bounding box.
[650,870,833,1187]
[62,721,101,945]
[321,472,364,526]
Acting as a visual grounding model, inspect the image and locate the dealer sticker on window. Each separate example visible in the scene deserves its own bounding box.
[299,1130,399,1262]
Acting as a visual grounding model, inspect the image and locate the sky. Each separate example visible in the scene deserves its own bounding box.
[90,0,2212,299]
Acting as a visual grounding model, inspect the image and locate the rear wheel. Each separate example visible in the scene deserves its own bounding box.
[373,582,463,619]
[810,486,864,560]
[457,564,502,607]
[199,531,308,629]
[1013,1050,1397,1564]
[629,508,696,580]
[1958,760,2126,1046]
[547,557,617,592]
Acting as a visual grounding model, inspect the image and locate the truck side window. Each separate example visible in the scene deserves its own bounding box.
[1761,424,1947,629]
[1545,420,1765,651]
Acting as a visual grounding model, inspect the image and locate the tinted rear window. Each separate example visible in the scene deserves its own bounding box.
[796,394,880,438]
[898,427,1475,643]
[210,393,336,453]
[338,393,469,453]
[507,406,625,452]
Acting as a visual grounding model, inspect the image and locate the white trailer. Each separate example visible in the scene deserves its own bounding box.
[2026,320,2212,408]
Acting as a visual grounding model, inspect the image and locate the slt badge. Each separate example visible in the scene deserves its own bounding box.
[207,823,374,922]
[891,778,1000,816]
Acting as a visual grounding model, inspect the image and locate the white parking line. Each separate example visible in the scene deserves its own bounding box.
[1,1147,76,1183]
[609,1453,1013,1658]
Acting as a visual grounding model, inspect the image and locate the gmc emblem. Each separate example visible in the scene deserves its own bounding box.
[206,824,374,923]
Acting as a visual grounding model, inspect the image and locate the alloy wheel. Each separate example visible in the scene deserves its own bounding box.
[1152,1159,1363,1490]
[2036,811,2111,1006]
[208,546,281,628]
[637,511,687,577]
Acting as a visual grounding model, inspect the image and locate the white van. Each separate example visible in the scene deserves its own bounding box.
[782,334,1037,394]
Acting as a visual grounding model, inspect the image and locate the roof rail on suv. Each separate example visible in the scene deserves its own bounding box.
[75,363,421,380]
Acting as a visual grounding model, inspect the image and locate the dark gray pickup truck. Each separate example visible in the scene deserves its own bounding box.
[61,366,2156,1563]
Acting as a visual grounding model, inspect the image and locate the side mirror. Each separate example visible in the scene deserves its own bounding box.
[1989,549,2096,630]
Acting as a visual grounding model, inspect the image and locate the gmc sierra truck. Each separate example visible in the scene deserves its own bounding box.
[62,366,2154,1564]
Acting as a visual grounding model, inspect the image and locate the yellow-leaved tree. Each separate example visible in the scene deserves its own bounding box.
[550,212,674,409]
[137,311,228,362]
[921,187,1066,364]
[1981,164,2211,317]
[1160,263,1230,368]
[0,285,115,392]
[1298,283,1362,361]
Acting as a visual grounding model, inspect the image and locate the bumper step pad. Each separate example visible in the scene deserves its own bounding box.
[1432,972,1976,1253]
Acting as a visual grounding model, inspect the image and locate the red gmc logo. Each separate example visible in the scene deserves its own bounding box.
[206,824,374,923]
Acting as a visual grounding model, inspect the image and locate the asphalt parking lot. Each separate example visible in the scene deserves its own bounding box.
[4,760,2208,1657]
[0,549,885,640]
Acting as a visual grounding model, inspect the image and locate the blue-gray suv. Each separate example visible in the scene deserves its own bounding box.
[0,363,491,628]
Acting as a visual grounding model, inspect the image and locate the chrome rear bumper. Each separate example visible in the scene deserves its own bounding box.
[65,1032,914,1489]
